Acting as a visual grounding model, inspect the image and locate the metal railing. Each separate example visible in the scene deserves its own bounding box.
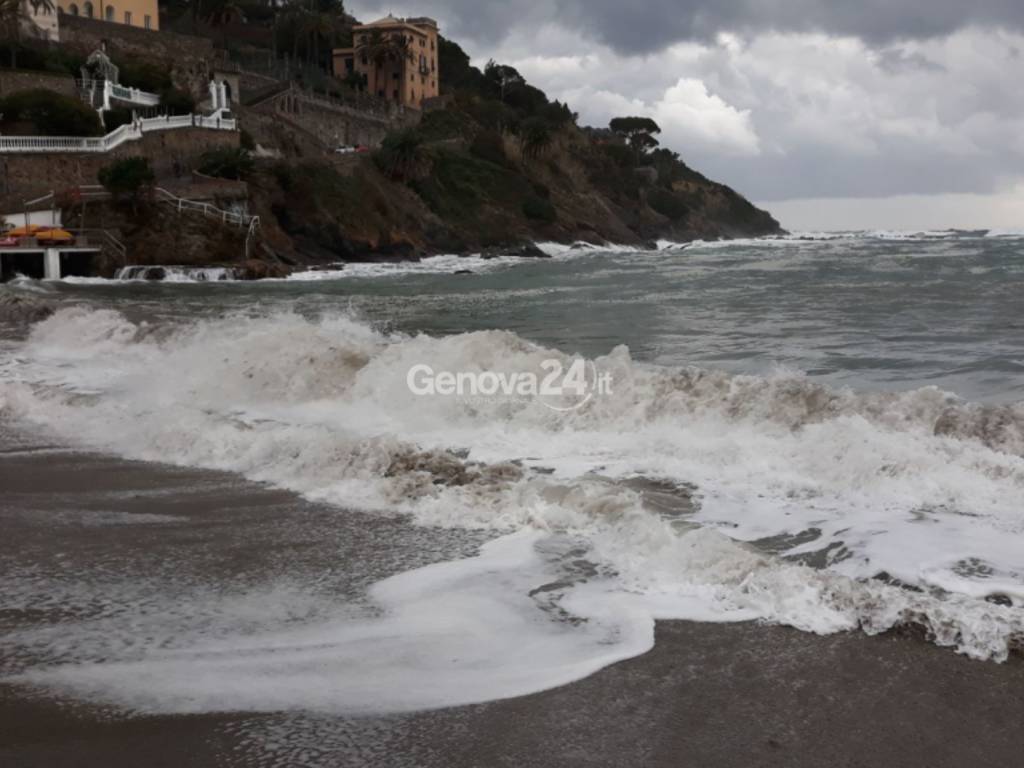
[153,187,257,228]
[0,111,238,154]
[24,184,110,209]
[153,187,261,261]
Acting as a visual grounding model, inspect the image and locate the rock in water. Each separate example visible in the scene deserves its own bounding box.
[0,291,55,323]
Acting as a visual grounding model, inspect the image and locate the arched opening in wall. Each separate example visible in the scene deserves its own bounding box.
[68,3,80,14]
[105,5,115,21]
[83,1,93,17]
[222,80,232,103]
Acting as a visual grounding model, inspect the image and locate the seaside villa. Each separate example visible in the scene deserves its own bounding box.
[57,0,160,31]
[332,15,439,110]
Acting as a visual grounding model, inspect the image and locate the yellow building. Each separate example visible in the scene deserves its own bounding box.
[333,15,439,110]
[58,0,160,31]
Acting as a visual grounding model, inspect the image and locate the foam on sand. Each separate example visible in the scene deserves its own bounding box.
[3,306,1024,713]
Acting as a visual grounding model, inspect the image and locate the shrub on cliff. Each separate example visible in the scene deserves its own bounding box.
[0,88,103,136]
[374,130,428,181]
[518,117,554,159]
[469,130,507,166]
[98,156,155,213]
[647,188,689,221]
[412,148,536,227]
[198,147,254,180]
[522,196,556,223]
[418,108,475,142]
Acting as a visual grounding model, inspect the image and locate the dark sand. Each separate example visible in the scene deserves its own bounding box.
[2,434,1023,768]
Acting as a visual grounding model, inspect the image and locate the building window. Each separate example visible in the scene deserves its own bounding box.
[124,10,131,24]
[83,1,93,17]
[392,89,398,100]
[105,5,114,21]
[144,14,151,29]
[68,3,79,14]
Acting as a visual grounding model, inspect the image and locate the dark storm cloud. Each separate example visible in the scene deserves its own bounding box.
[364,0,1024,54]
[556,0,1024,54]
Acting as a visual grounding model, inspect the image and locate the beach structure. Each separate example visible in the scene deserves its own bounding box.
[332,15,439,110]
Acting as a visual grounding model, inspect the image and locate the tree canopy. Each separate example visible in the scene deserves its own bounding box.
[609,116,662,160]
[98,156,155,213]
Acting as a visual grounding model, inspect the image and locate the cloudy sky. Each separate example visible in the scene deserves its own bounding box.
[350,1,1024,231]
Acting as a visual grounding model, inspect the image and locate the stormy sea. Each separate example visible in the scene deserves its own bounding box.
[2,230,1023,765]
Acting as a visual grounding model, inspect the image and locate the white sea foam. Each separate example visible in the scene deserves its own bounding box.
[284,253,527,281]
[984,228,1024,238]
[3,307,1024,713]
[533,241,639,257]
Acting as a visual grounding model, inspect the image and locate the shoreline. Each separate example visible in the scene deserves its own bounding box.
[3,435,1024,766]
[4,619,1024,768]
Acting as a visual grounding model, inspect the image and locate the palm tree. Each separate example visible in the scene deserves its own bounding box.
[520,116,553,159]
[360,30,413,66]
[27,0,54,18]
[355,29,413,97]
[302,9,341,71]
[377,128,425,181]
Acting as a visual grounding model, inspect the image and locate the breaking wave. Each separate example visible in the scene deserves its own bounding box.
[3,306,1024,713]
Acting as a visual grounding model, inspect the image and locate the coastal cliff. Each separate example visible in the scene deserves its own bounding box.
[239,38,778,264]
[246,123,781,263]
[237,37,781,265]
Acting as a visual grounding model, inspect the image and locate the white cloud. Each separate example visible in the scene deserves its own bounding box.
[560,78,760,156]
[652,79,761,155]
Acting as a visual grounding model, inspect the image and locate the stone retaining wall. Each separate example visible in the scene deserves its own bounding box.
[251,86,419,150]
[0,127,238,204]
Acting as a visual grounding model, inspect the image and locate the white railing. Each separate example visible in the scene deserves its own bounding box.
[108,82,160,107]
[0,112,237,154]
[154,187,257,228]
[153,186,261,261]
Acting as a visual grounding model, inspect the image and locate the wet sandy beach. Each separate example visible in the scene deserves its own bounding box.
[3,434,1024,767]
